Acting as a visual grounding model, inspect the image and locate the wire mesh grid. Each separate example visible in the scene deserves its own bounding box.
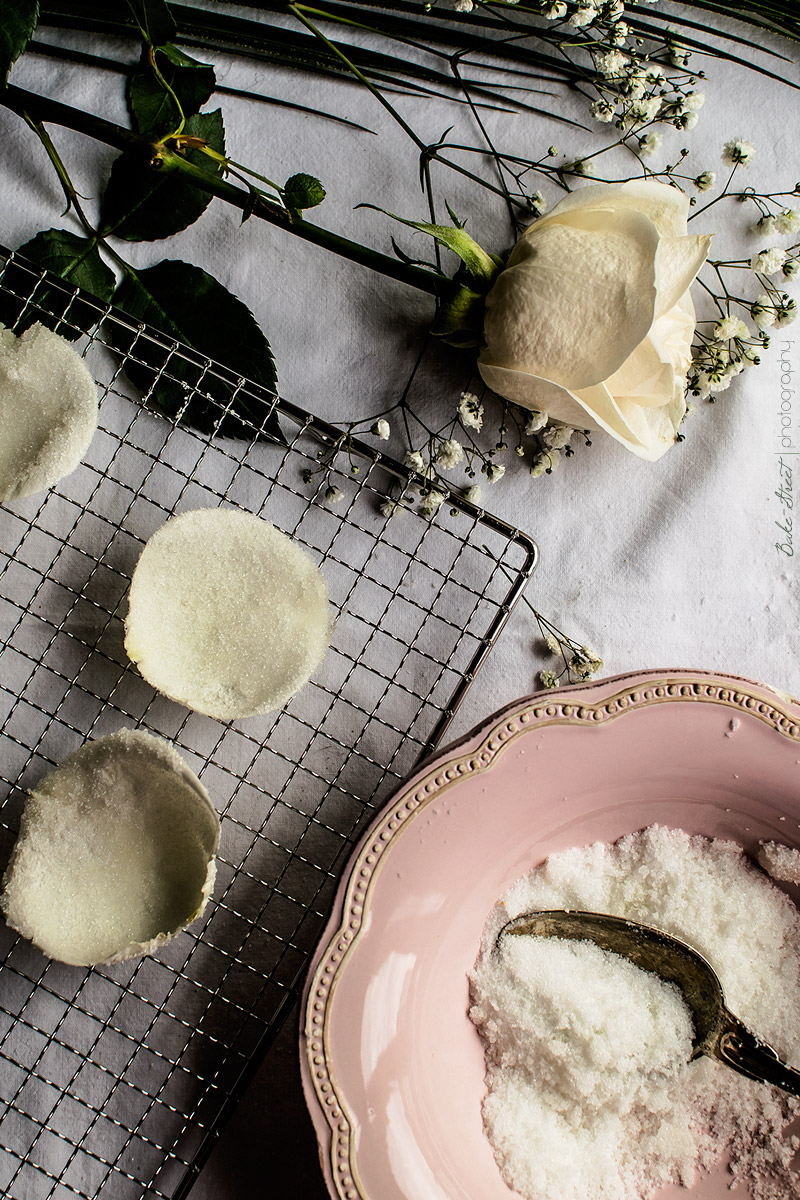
[0,246,537,1200]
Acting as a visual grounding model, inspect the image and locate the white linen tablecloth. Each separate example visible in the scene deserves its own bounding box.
[1,5,799,1196]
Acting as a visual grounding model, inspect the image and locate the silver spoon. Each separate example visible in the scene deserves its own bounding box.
[498,909,800,1097]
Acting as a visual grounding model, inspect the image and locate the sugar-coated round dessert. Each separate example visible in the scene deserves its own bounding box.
[124,507,332,721]
[0,323,99,503]
[0,729,220,966]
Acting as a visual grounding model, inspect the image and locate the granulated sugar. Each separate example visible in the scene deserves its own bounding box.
[758,840,800,886]
[469,825,800,1200]
[0,322,98,502]
[124,508,332,721]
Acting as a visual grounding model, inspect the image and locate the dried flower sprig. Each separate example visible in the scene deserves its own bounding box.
[482,544,604,689]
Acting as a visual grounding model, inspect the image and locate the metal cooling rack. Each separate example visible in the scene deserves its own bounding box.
[0,245,537,1200]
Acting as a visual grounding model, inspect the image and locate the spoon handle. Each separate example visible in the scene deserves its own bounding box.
[715,1013,800,1098]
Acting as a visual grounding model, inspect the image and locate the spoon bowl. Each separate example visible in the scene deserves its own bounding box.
[498,909,800,1097]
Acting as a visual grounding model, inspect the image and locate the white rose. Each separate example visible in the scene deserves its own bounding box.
[478,181,712,461]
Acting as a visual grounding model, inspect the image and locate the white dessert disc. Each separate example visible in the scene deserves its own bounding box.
[0,323,99,503]
[124,508,332,721]
[0,729,220,966]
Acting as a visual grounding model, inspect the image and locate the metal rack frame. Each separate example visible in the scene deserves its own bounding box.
[0,246,537,1199]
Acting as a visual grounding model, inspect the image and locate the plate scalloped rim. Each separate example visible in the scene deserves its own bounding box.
[299,667,800,1200]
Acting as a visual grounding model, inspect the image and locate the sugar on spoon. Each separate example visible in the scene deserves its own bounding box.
[498,909,800,1097]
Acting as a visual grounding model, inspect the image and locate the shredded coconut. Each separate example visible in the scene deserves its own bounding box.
[469,825,800,1200]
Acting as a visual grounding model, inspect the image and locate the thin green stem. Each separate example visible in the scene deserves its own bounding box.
[147,44,187,138]
[288,2,513,202]
[0,83,450,298]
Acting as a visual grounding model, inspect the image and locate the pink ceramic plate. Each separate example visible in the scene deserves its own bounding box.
[299,669,800,1200]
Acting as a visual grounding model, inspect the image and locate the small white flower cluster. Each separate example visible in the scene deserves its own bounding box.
[570,646,605,680]
[523,416,575,476]
[458,390,484,431]
[752,246,787,276]
[539,644,604,688]
[722,138,756,168]
[693,170,716,192]
[588,48,706,148]
[419,488,446,517]
[755,210,800,237]
[751,292,797,330]
[690,342,756,399]
[434,438,465,469]
[527,190,548,217]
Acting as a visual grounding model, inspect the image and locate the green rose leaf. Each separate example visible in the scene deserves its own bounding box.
[283,173,326,214]
[109,259,283,442]
[100,109,225,242]
[126,0,177,46]
[129,44,216,135]
[1,0,39,81]
[0,229,115,339]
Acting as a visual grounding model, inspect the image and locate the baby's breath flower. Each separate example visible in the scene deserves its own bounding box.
[591,98,616,123]
[752,247,787,276]
[458,391,484,430]
[453,0,473,11]
[571,647,604,679]
[544,632,561,654]
[683,91,705,112]
[372,418,390,440]
[668,44,691,68]
[539,670,559,689]
[693,170,716,191]
[380,498,400,518]
[638,131,662,158]
[777,208,800,235]
[643,62,664,84]
[620,75,646,101]
[637,96,662,122]
[756,215,777,237]
[713,315,750,341]
[528,190,548,216]
[596,48,627,77]
[485,461,506,482]
[783,258,800,279]
[404,448,426,473]
[775,297,798,328]
[524,412,548,437]
[542,0,567,16]
[435,438,465,469]
[530,449,561,476]
[722,138,756,167]
[463,483,482,505]
[691,370,714,399]
[751,294,777,329]
[420,488,445,516]
[325,485,344,504]
[606,0,625,18]
[568,157,596,178]
[608,21,628,44]
[541,423,574,450]
[569,2,596,27]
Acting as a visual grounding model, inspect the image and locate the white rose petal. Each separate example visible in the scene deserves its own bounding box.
[478,181,711,461]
